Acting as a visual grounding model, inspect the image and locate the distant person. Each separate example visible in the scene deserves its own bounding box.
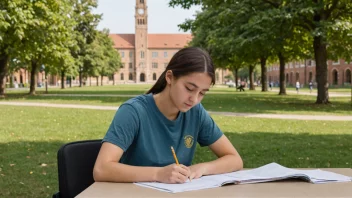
[296,81,300,93]
[237,83,245,92]
[93,47,243,184]
[309,81,313,93]
[269,81,272,90]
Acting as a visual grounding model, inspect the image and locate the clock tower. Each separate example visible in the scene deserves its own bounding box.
[135,0,148,83]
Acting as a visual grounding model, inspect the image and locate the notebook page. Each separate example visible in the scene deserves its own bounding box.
[135,174,231,193]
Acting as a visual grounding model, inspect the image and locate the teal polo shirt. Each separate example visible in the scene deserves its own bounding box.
[103,93,223,167]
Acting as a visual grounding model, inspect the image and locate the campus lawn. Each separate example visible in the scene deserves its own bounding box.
[0,105,351,197]
[3,85,352,115]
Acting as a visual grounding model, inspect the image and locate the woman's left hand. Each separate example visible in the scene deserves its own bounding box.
[189,163,208,180]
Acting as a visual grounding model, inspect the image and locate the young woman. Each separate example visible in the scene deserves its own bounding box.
[93,47,243,184]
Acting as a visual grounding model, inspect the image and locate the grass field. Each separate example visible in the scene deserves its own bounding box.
[1,85,352,197]
[3,85,352,115]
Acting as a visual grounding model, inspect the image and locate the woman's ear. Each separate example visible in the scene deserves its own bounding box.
[165,70,173,85]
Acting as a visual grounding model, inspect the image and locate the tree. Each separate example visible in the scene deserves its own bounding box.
[0,0,34,97]
[83,29,121,86]
[287,0,352,103]
[22,0,76,95]
[70,0,101,88]
[0,0,76,96]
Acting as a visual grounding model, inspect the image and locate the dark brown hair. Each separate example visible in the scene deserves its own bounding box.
[146,47,215,94]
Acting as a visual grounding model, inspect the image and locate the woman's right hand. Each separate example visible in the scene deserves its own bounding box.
[155,164,191,184]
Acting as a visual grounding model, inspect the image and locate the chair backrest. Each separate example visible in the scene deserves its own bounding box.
[55,140,102,198]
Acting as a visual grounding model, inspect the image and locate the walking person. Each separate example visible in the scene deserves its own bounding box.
[296,81,300,94]
[309,81,313,93]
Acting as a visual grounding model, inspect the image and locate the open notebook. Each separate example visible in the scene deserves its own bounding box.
[135,162,352,193]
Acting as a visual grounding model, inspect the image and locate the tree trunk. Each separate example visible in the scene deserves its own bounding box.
[29,60,38,95]
[69,76,72,88]
[0,52,9,97]
[96,76,98,86]
[113,74,115,85]
[89,76,91,86]
[101,75,103,86]
[45,72,48,94]
[249,65,255,90]
[233,68,238,91]
[61,70,65,89]
[79,69,82,87]
[260,56,268,91]
[278,52,286,95]
[313,36,329,104]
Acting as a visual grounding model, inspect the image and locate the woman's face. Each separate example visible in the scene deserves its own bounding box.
[167,72,212,112]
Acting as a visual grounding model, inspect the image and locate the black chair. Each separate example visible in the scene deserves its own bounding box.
[53,140,102,198]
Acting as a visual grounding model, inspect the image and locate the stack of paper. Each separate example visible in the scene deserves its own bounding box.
[135,163,352,193]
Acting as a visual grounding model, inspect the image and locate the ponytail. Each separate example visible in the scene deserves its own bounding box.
[146,70,167,94]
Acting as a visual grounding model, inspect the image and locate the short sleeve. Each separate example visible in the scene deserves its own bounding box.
[102,104,139,151]
[197,104,223,147]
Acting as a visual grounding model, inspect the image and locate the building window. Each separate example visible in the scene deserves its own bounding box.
[164,63,168,68]
[121,63,125,68]
[332,59,340,65]
[120,51,124,58]
[129,51,133,58]
[120,73,124,80]
[108,74,114,81]
[129,63,133,68]
[140,73,145,82]
[153,73,157,80]
[164,52,168,58]
[140,51,144,59]
[129,73,133,80]
[152,52,158,58]
[152,62,158,68]
[140,0,144,4]
[345,69,351,84]
[295,61,300,68]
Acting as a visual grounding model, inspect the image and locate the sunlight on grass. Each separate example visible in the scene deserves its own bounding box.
[1,105,351,197]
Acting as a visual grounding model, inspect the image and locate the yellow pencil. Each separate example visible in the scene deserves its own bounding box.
[170,146,179,165]
[171,146,191,182]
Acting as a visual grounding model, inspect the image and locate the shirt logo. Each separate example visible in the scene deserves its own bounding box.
[184,135,194,148]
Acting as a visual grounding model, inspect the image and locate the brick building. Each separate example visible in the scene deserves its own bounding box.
[267,59,352,87]
[5,0,231,87]
[110,0,227,84]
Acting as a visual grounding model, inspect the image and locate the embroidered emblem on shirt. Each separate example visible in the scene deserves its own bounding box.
[184,135,194,148]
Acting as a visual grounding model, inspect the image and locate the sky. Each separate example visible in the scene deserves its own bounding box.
[93,0,201,34]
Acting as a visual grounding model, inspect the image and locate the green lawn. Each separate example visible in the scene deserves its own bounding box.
[3,85,352,115]
[0,105,351,197]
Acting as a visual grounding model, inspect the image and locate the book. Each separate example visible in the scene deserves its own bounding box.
[135,162,352,193]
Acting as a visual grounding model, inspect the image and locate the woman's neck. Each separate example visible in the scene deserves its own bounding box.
[153,90,179,121]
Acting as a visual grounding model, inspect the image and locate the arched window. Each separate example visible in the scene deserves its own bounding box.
[129,73,133,80]
[140,0,144,4]
[153,73,157,80]
[345,69,351,84]
[295,72,299,81]
[140,51,144,58]
[120,73,124,80]
[332,69,338,85]
[140,73,145,82]
[309,72,313,82]
[286,73,289,83]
